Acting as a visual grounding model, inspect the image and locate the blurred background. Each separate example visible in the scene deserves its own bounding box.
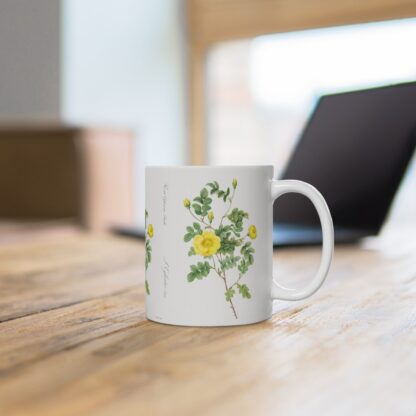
[0,0,415,240]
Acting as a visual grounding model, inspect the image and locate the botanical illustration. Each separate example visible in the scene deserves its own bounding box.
[183,178,257,319]
[145,209,154,295]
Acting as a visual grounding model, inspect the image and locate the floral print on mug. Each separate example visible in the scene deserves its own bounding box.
[183,178,256,319]
[145,209,154,295]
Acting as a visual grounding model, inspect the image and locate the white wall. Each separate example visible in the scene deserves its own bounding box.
[0,0,61,119]
[0,0,187,225]
[62,0,188,225]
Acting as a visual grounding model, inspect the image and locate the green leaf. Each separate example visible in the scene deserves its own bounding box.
[228,208,248,230]
[216,227,240,254]
[192,203,202,215]
[145,279,150,295]
[187,261,211,282]
[215,224,232,238]
[219,254,241,272]
[241,241,255,257]
[188,247,196,256]
[208,181,234,202]
[237,283,251,299]
[225,288,235,302]
[238,259,249,275]
[239,241,255,271]
[207,181,220,195]
[192,186,212,214]
[223,187,230,202]
[184,233,193,242]
[218,240,239,255]
[201,204,210,216]
[183,223,203,242]
[197,261,211,278]
[145,239,152,270]
[193,222,201,230]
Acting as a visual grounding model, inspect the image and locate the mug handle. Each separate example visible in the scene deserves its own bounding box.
[271,180,334,300]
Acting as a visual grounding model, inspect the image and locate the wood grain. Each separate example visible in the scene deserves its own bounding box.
[0,228,415,415]
[0,235,143,322]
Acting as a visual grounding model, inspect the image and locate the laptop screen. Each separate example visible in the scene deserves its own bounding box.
[274,82,416,232]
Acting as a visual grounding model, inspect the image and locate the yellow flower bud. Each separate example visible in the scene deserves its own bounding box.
[248,225,257,240]
[183,198,190,208]
[207,211,214,222]
[147,224,154,238]
[232,178,237,189]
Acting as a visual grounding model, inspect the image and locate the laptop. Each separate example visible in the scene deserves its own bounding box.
[114,82,416,246]
[273,81,416,246]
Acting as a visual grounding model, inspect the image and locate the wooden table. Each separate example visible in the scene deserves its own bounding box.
[0,227,415,415]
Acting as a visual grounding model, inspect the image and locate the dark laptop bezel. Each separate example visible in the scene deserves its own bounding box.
[273,81,416,242]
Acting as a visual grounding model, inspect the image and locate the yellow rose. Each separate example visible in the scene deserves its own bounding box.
[147,224,154,238]
[248,225,257,239]
[183,198,190,208]
[207,211,214,222]
[193,231,221,257]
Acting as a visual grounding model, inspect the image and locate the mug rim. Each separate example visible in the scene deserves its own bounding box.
[146,165,274,170]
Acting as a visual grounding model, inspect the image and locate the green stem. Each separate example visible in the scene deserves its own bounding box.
[211,255,238,319]
[188,209,212,228]
[220,187,236,226]
[222,274,238,319]
[230,274,243,290]
[211,256,220,275]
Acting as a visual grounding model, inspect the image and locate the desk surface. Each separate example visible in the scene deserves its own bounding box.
[0,228,415,416]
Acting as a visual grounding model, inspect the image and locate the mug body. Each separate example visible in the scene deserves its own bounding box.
[145,166,274,326]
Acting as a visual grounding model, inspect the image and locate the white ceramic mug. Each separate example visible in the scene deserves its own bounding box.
[145,166,333,326]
